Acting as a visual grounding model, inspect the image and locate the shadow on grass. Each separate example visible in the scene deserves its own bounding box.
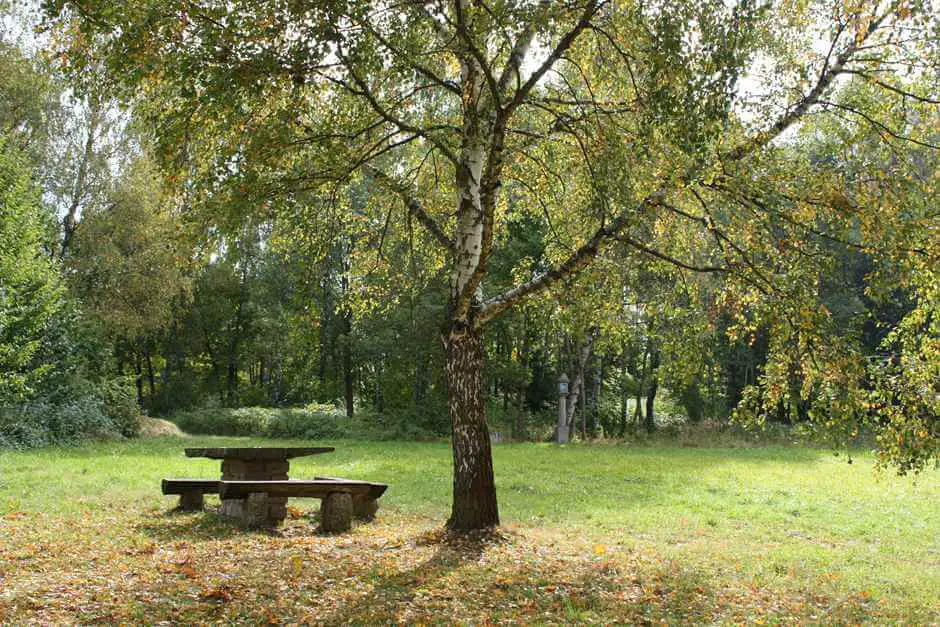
[136,509,249,542]
[317,529,499,624]
[316,531,880,625]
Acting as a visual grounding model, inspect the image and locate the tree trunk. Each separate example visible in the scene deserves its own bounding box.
[580,360,587,440]
[58,97,102,260]
[565,332,594,432]
[145,344,156,398]
[444,326,499,531]
[343,311,354,418]
[592,357,603,436]
[645,348,660,434]
[645,379,658,433]
[134,354,144,406]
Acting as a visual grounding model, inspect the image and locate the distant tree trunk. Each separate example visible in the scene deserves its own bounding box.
[619,349,629,436]
[592,358,603,437]
[371,359,384,414]
[58,97,103,260]
[145,344,156,398]
[444,325,498,531]
[413,351,429,404]
[580,361,587,440]
[342,311,354,418]
[317,329,328,388]
[565,330,595,433]
[133,353,143,406]
[515,389,525,440]
[645,348,660,433]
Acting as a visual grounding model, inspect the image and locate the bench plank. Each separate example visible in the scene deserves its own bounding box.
[314,476,388,499]
[219,479,374,500]
[162,479,221,495]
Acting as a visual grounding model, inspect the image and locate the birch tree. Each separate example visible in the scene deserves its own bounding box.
[46,0,939,529]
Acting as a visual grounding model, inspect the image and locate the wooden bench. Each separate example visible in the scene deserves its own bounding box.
[161,478,220,512]
[219,479,388,531]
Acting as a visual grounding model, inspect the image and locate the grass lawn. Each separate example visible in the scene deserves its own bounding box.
[1,436,937,624]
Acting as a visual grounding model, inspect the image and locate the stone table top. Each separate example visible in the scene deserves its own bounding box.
[184,447,335,461]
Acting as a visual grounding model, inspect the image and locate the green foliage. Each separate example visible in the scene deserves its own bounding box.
[0,41,55,154]
[98,376,142,438]
[0,397,112,448]
[0,134,63,400]
[39,0,940,478]
[0,375,140,447]
[0,134,143,449]
[67,154,189,340]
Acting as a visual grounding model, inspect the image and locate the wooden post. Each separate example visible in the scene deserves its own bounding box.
[557,373,569,443]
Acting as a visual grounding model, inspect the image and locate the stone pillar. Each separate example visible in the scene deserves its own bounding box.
[178,491,204,512]
[352,495,379,521]
[320,492,353,533]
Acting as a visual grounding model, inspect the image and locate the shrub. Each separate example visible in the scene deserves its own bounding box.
[99,377,142,438]
[0,375,143,449]
[0,395,115,449]
[169,404,443,441]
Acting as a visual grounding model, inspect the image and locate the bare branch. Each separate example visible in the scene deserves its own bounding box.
[477,191,663,326]
[496,1,551,98]
[363,163,456,253]
[352,17,462,97]
[332,48,461,165]
[817,99,940,149]
[840,68,940,104]
[725,8,892,161]
[503,1,605,118]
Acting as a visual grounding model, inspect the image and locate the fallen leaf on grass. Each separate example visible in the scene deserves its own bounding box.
[199,586,232,602]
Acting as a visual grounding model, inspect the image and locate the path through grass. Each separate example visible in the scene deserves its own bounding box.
[1,437,937,623]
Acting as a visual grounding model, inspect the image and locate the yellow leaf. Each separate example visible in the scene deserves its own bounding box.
[593,544,606,556]
[291,554,303,577]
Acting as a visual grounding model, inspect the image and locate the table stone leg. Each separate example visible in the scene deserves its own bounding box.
[264,461,289,523]
[220,459,291,527]
[352,494,379,521]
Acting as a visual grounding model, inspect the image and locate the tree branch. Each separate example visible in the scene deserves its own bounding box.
[503,0,605,118]
[332,48,461,165]
[477,191,664,326]
[724,9,892,161]
[363,164,456,253]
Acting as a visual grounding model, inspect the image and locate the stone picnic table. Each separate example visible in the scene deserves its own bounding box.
[184,446,335,523]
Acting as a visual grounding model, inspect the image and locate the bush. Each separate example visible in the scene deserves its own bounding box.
[0,375,143,449]
[99,377,142,438]
[169,404,443,441]
[0,395,115,449]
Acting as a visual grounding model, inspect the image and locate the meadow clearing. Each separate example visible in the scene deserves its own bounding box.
[1,437,937,624]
